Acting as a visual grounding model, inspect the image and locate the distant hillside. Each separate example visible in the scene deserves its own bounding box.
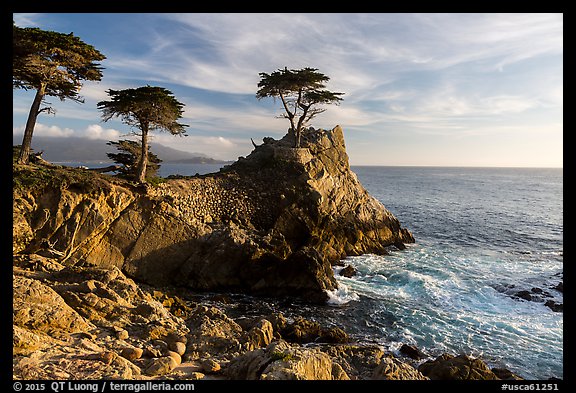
[12,135,227,164]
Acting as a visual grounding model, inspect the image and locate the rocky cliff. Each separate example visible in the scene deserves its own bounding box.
[13,126,414,302]
[13,127,526,381]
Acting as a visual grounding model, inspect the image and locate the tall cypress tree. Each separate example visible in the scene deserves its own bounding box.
[98,86,187,183]
[256,67,344,147]
[13,23,106,164]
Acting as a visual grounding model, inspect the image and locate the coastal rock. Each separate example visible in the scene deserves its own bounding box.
[280,317,349,344]
[199,358,221,374]
[371,356,429,380]
[185,305,243,358]
[545,300,563,312]
[13,255,189,380]
[13,275,94,339]
[226,339,349,380]
[553,282,563,293]
[418,353,499,380]
[339,265,357,278]
[492,367,524,380]
[242,319,274,350]
[13,126,414,302]
[144,356,179,376]
[324,344,385,380]
[493,280,563,313]
[399,343,428,360]
[120,347,144,362]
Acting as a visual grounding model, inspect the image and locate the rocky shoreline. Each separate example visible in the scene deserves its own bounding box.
[13,253,524,380]
[12,126,541,380]
[13,126,413,304]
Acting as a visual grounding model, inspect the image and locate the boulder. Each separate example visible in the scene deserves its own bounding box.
[418,354,499,380]
[185,305,243,358]
[13,275,94,339]
[399,343,428,360]
[372,356,429,380]
[242,319,274,350]
[339,265,357,278]
[226,340,349,380]
[144,356,179,376]
[324,344,385,380]
[280,317,349,344]
[12,256,189,380]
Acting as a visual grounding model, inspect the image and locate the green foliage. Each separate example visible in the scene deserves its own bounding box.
[98,85,188,183]
[13,22,106,165]
[256,67,344,147]
[270,351,295,362]
[146,176,167,187]
[13,164,113,195]
[107,140,162,180]
[13,145,27,163]
[97,86,188,135]
[12,23,105,101]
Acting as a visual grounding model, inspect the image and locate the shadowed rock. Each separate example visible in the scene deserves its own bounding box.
[13,126,414,303]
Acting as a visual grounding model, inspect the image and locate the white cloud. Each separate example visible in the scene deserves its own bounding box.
[11,12,563,167]
[13,123,122,141]
[12,13,42,27]
[83,124,121,140]
[13,123,75,138]
[150,133,250,160]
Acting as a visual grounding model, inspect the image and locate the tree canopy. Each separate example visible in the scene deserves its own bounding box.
[13,23,106,164]
[97,86,187,183]
[107,140,162,180]
[256,67,344,147]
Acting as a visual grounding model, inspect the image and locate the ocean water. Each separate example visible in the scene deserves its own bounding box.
[200,164,562,380]
[63,162,563,379]
[329,166,563,380]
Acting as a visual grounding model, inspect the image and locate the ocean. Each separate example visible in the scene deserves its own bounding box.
[335,166,563,380]
[60,162,563,380]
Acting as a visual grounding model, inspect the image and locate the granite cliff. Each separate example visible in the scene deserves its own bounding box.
[13,126,414,302]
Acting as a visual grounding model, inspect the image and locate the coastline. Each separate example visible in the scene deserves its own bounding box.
[12,254,527,381]
[12,128,562,381]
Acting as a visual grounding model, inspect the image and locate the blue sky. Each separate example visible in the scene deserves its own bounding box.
[13,13,563,167]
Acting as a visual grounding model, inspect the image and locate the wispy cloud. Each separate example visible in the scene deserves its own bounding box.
[12,13,42,27]
[12,13,563,166]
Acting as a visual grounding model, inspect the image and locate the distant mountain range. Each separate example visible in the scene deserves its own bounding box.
[13,136,229,164]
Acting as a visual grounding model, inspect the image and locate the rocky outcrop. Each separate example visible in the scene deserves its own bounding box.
[492,272,563,313]
[417,354,523,380]
[13,126,414,302]
[372,356,429,380]
[13,255,190,379]
[225,340,349,380]
[13,254,524,380]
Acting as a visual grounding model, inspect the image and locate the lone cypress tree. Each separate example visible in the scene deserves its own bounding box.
[256,67,344,147]
[13,23,105,164]
[97,86,187,183]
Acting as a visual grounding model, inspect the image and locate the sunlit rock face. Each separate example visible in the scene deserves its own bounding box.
[13,126,413,303]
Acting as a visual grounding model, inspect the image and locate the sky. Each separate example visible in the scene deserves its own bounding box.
[12,13,563,167]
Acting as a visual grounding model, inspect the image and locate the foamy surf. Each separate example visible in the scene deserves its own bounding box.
[326,281,360,305]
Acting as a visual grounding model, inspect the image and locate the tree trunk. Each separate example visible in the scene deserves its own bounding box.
[294,107,309,148]
[294,127,301,148]
[136,125,149,183]
[17,83,46,164]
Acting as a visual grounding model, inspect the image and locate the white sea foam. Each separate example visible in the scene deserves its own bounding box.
[324,167,563,379]
[325,281,360,305]
[333,244,563,379]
